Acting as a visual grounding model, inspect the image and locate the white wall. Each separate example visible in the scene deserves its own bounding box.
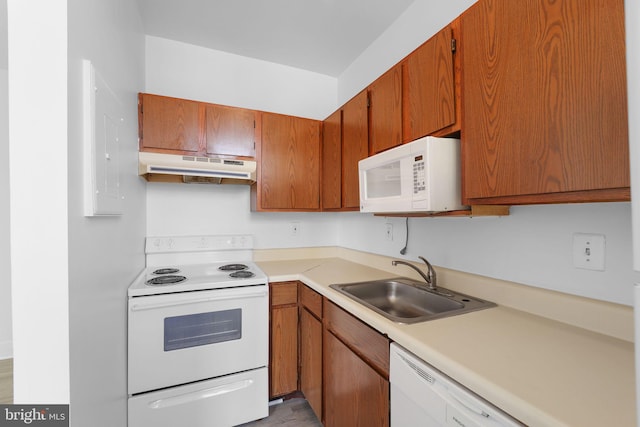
[147,184,339,248]
[339,204,637,305]
[0,66,10,360]
[145,36,337,120]
[9,0,70,403]
[8,0,145,422]
[0,0,9,362]
[67,0,146,425]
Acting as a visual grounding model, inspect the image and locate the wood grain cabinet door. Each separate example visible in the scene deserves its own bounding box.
[260,113,321,210]
[403,25,456,142]
[461,0,629,204]
[322,109,342,210]
[341,90,369,209]
[300,307,322,421]
[269,282,299,398]
[323,330,389,427]
[368,64,402,155]
[204,104,256,158]
[139,93,202,153]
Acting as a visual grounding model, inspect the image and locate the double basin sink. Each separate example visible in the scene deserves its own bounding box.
[330,278,496,324]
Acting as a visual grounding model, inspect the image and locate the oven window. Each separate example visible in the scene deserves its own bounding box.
[164,309,242,351]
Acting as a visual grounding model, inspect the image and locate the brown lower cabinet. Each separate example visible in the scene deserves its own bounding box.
[299,284,323,421]
[270,283,390,426]
[269,282,299,398]
[323,300,390,427]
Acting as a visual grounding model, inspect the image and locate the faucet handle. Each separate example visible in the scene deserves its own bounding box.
[418,256,437,288]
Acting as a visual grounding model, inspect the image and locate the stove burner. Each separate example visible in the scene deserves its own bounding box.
[146,275,187,286]
[219,264,249,271]
[229,270,255,279]
[152,268,180,275]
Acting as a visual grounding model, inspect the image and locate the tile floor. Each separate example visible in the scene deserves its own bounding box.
[239,397,322,427]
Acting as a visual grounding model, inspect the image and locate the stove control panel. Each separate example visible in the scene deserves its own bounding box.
[146,235,254,254]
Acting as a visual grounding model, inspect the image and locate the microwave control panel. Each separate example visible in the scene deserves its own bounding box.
[412,155,426,195]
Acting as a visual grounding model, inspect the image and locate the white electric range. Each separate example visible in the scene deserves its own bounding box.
[127,235,269,427]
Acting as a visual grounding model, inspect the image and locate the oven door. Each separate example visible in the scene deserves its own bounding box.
[128,285,268,395]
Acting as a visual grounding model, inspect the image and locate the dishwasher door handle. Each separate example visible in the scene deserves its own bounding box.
[448,390,491,418]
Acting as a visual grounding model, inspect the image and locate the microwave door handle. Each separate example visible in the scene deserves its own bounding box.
[130,289,267,312]
[148,379,254,409]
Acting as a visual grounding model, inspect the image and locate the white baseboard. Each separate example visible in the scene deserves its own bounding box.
[0,340,13,359]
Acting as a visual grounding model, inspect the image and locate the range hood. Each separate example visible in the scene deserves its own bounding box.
[138,152,256,185]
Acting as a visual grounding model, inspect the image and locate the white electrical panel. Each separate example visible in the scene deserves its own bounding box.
[82,59,124,216]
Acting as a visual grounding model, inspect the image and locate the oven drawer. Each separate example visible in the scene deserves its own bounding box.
[128,286,268,394]
[128,367,268,427]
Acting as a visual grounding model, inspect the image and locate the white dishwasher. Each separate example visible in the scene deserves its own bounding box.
[390,343,523,427]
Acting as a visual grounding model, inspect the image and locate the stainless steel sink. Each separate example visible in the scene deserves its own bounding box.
[330,278,496,324]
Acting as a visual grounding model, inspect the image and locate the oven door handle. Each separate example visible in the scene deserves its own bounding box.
[130,288,267,312]
[148,379,254,409]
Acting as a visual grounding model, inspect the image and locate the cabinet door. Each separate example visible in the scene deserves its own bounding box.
[269,282,298,398]
[342,90,369,209]
[369,64,402,155]
[403,25,456,141]
[204,104,256,158]
[324,330,389,427]
[139,93,202,153]
[259,113,321,210]
[322,109,342,210]
[300,307,322,421]
[461,0,629,204]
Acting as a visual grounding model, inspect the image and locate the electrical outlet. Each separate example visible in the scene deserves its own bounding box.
[290,222,300,237]
[385,223,393,241]
[572,233,605,271]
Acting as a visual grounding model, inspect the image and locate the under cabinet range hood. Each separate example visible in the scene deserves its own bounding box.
[138,152,257,185]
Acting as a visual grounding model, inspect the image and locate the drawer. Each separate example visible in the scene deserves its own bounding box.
[270,281,298,307]
[324,299,390,378]
[299,283,322,318]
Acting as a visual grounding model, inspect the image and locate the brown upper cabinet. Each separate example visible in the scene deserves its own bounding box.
[402,21,459,141]
[321,90,369,211]
[341,90,369,208]
[139,93,201,153]
[253,112,321,211]
[321,108,342,210]
[204,103,257,158]
[368,64,403,155]
[460,0,630,205]
[138,93,257,158]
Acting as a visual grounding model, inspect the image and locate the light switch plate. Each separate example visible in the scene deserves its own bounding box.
[573,233,605,271]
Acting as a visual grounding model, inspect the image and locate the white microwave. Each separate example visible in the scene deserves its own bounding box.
[358,136,468,213]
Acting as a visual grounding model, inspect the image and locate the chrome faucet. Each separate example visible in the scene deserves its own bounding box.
[392,256,437,291]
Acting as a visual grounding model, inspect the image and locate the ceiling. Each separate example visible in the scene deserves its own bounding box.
[136,0,416,77]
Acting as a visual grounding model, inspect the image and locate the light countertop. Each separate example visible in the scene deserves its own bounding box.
[257,256,636,427]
